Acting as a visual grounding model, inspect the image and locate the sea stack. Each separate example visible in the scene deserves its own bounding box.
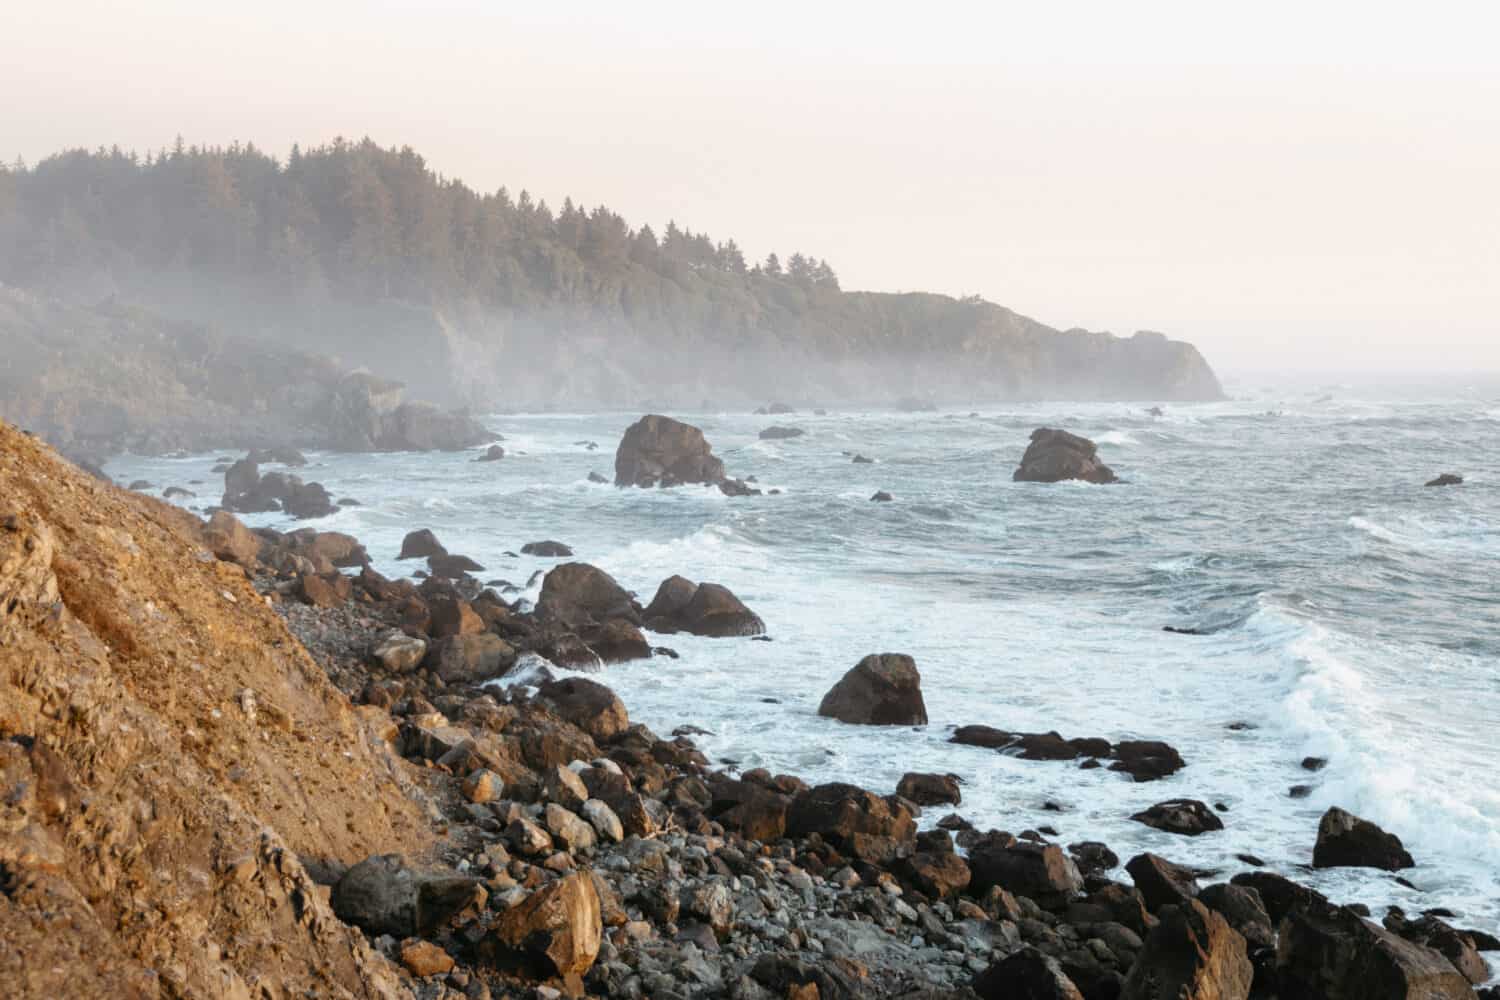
[1013,428,1118,484]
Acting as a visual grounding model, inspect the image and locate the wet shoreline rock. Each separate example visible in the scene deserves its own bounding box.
[818,653,929,726]
[1014,428,1118,484]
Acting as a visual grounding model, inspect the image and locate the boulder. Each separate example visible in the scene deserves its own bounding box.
[202,510,260,566]
[1013,428,1118,484]
[898,851,971,899]
[425,633,516,684]
[896,772,962,807]
[427,594,484,638]
[544,802,597,853]
[1126,853,1201,912]
[1068,841,1120,877]
[1313,807,1414,870]
[536,562,640,626]
[476,444,505,461]
[298,571,351,608]
[871,490,894,502]
[398,528,447,560]
[1229,871,1329,927]
[973,946,1085,1000]
[399,940,455,977]
[534,678,629,743]
[371,632,428,672]
[1121,899,1254,1000]
[1386,914,1492,985]
[642,576,765,637]
[759,426,805,440]
[786,782,916,858]
[331,854,484,938]
[817,653,928,725]
[614,414,727,488]
[1131,799,1225,836]
[968,841,1083,908]
[1425,474,1464,487]
[1277,904,1476,999]
[521,540,573,557]
[582,619,653,663]
[1110,740,1187,781]
[1199,883,1276,951]
[427,552,484,578]
[485,872,602,983]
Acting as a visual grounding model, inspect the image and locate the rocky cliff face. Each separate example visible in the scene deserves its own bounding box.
[0,421,434,996]
[0,287,493,463]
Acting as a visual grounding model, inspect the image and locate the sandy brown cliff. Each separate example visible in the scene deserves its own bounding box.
[0,421,433,997]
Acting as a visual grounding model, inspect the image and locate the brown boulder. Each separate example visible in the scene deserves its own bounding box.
[202,510,260,566]
[583,619,653,663]
[1121,899,1253,1000]
[896,772,962,806]
[786,782,916,851]
[817,653,928,725]
[643,576,766,637]
[1126,853,1201,913]
[973,947,1086,1000]
[331,854,484,938]
[1131,799,1225,836]
[614,414,727,488]
[968,841,1083,909]
[899,851,971,899]
[1277,904,1476,999]
[534,678,629,743]
[298,571,352,608]
[486,871,602,983]
[1312,807,1414,870]
[427,593,484,638]
[398,528,447,560]
[536,562,640,626]
[425,633,516,684]
[1013,427,1118,484]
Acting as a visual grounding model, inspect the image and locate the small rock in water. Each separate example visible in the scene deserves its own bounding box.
[1424,473,1463,487]
[870,491,893,502]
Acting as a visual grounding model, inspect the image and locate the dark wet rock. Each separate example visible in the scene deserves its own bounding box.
[1199,883,1276,951]
[759,425,805,440]
[581,618,653,663]
[1302,756,1328,771]
[1127,853,1201,912]
[426,593,484,637]
[1131,799,1225,836]
[718,477,763,497]
[1110,741,1187,782]
[1230,871,1329,927]
[896,772,962,806]
[969,840,1083,908]
[1277,903,1476,1000]
[536,562,640,626]
[1164,625,1210,635]
[587,471,608,484]
[1068,841,1120,877]
[127,479,152,490]
[973,945,1085,999]
[786,782,916,860]
[1121,899,1253,1000]
[1425,473,1464,487]
[1313,806,1415,871]
[1386,912,1493,984]
[951,726,1185,780]
[1289,784,1313,799]
[642,576,765,637]
[1013,427,1118,484]
[521,539,573,557]
[750,953,860,1000]
[870,490,894,502]
[398,528,447,560]
[476,444,505,461]
[851,454,874,464]
[331,854,484,938]
[817,653,928,726]
[614,414,727,488]
[427,552,485,578]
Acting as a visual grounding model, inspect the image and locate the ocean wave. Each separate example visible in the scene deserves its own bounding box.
[1095,430,1139,446]
[1348,514,1498,556]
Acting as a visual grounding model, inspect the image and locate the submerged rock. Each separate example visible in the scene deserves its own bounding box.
[1425,473,1463,487]
[1013,428,1118,484]
[521,539,573,557]
[759,425,805,440]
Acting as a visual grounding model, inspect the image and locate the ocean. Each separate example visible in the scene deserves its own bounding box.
[108,375,1500,941]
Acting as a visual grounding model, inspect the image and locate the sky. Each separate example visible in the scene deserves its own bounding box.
[6,1,1499,374]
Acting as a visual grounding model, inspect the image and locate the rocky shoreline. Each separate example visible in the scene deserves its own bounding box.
[3,418,1495,999]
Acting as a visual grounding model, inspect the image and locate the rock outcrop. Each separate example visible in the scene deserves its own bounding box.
[642,576,766,637]
[1313,807,1415,871]
[614,414,728,488]
[817,653,929,725]
[1013,428,1118,484]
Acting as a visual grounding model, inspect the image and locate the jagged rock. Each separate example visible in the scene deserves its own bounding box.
[852,454,874,464]
[968,841,1083,908]
[398,528,447,560]
[522,539,573,557]
[871,490,894,502]
[1199,883,1276,951]
[614,414,727,488]
[330,854,484,938]
[298,571,351,607]
[1131,799,1225,836]
[246,446,307,466]
[371,631,427,672]
[1126,853,1201,912]
[642,576,766,637]
[1277,904,1476,999]
[1425,473,1463,487]
[581,799,624,843]
[486,872,602,984]
[1386,913,1492,985]
[461,769,504,804]
[683,881,736,938]
[1121,899,1253,1000]
[817,653,928,725]
[1313,807,1414,870]
[427,593,484,637]
[973,946,1085,1000]
[786,783,916,860]
[544,764,590,812]
[399,940,455,977]
[507,816,553,856]
[536,562,640,626]
[1068,841,1120,877]
[582,619,653,663]
[202,510,260,566]
[896,772,962,806]
[535,678,629,743]
[544,802,597,853]
[899,851,972,899]
[1013,428,1118,484]
[1229,871,1329,926]
[1110,740,1187,781]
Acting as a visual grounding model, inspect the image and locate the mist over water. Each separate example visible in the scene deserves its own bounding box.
[112,377,1500,939]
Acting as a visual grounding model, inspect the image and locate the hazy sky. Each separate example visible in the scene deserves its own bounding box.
[7,1,1499,374]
